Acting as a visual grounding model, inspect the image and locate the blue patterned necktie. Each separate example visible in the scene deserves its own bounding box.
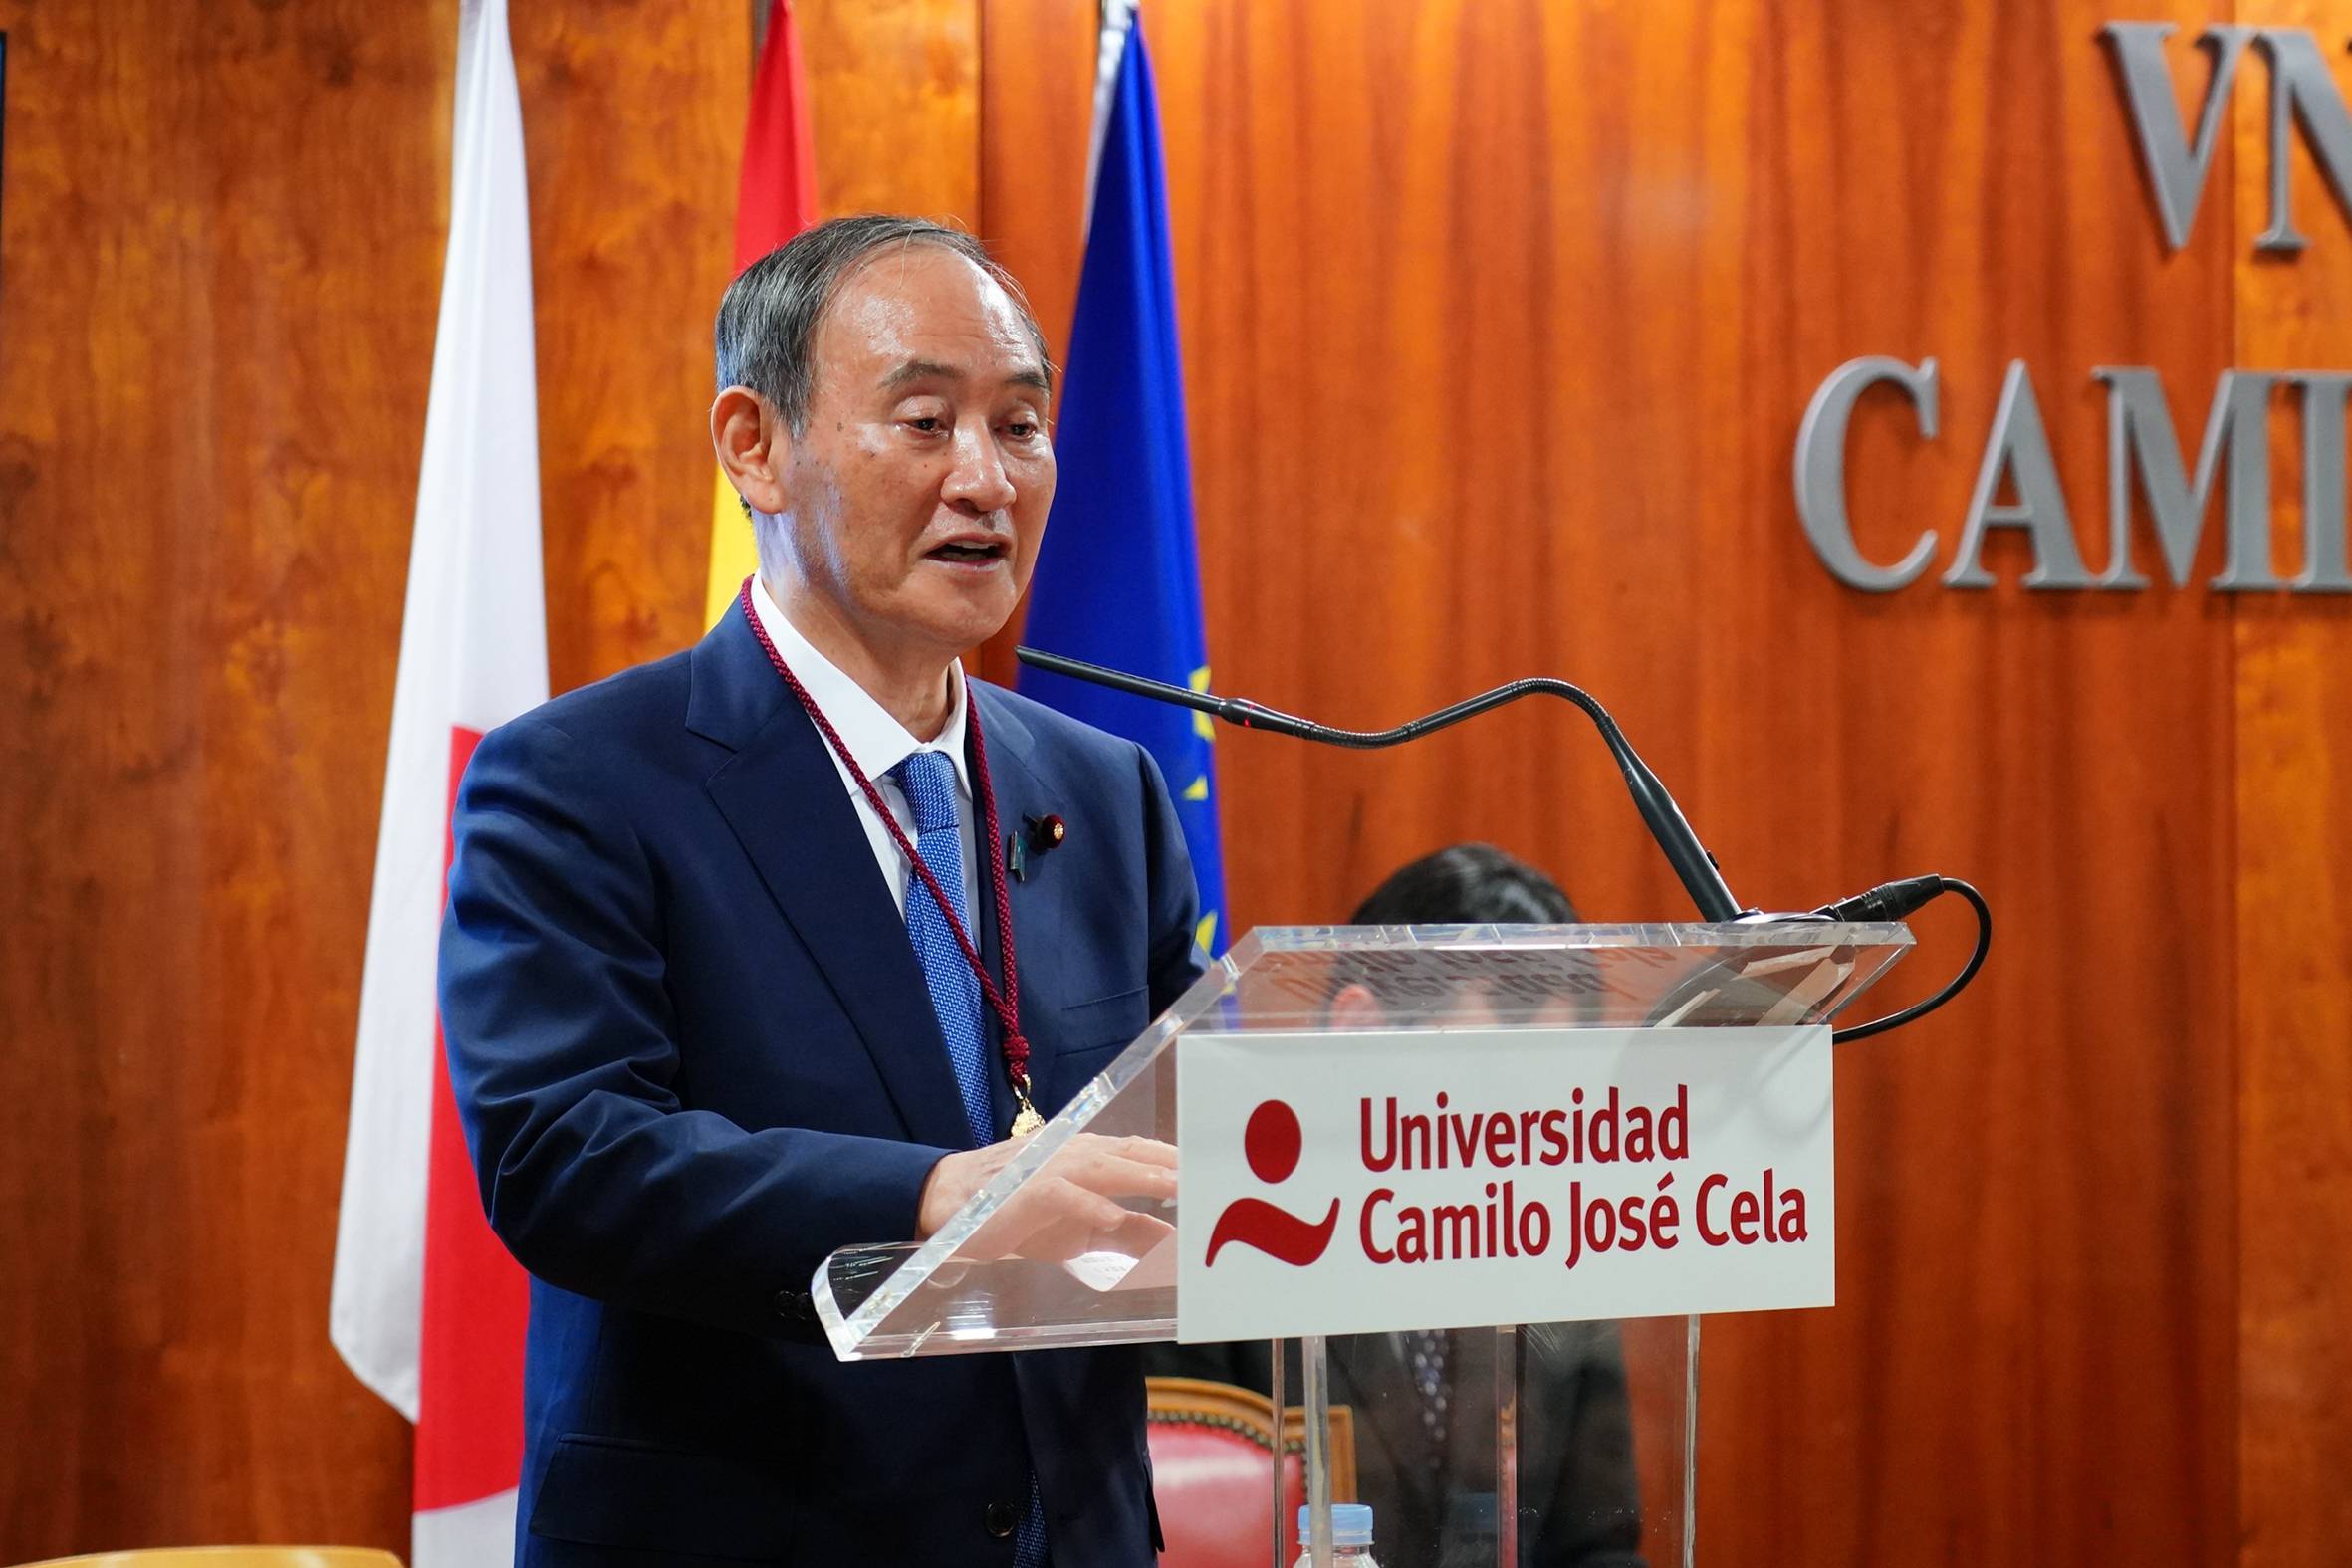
[888,750,994,1148]
[887,750,1049,1566]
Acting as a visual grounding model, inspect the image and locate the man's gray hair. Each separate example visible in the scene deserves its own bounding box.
[713,214,1052,434]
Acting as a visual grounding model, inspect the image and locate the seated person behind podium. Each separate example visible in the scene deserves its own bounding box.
[1148,844,1645,1568]
[438,215,1202,1564]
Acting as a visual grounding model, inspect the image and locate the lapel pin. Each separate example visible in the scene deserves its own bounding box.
[1009,814,1065,883]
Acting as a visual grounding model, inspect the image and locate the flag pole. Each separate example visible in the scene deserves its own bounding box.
[1083,0,1138,230]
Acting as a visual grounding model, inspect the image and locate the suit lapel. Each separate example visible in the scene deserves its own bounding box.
[690,612,971,1151]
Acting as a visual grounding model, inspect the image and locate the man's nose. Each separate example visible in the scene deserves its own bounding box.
[942,420,1018,514]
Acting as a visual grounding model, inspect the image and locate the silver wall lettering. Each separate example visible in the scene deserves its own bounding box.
[2209,374,2282,589]
[1946,361,2096,589]
[1792,356,1941,592]
[2100,22,2253,252]
[2106,24,2352,253]
[2250,31,2352,252]
[1791,23,2352,597]
[2094,368,2275,587]
[2293,373,2352,591]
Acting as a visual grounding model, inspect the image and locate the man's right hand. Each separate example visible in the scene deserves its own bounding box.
[916,1133,1177,1263]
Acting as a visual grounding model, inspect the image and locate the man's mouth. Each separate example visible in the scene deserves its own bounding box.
[926,538,1011,565]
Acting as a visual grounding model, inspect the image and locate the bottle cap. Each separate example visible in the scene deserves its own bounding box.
[1297,1502,1374,1547]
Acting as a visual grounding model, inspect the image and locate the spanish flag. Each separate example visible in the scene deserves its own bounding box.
[703,0,820,627]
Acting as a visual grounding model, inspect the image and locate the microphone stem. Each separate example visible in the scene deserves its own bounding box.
[1015,648,1748,922]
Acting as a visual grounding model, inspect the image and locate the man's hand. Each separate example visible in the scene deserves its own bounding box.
[916,1133,1177,1263]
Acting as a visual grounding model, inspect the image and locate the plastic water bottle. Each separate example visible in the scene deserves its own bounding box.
[1293,1502,1381,1567]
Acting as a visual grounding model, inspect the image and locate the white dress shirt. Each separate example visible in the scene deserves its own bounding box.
[749,576,983,929]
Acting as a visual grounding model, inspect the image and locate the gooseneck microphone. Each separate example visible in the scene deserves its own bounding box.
[1020,646,1994,1045]
[1014,647,1751,923]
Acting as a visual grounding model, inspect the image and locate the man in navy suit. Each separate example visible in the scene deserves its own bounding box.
[439,215,1204,1564]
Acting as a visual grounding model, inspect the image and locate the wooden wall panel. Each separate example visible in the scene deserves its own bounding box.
[0,0,979,1557]
[2232,3,2352,1561]
[977,1,2288,1564]
[0,0,450,1551]
[802,0,982,227]
[1688,3,2241,1560]
[516,1,741,689]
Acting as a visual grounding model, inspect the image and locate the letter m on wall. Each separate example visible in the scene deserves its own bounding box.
[2103,22,2352,252]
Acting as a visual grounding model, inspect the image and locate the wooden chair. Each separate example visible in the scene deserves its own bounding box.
[12,1552,401,1568]
[1148,1376,1356,1568]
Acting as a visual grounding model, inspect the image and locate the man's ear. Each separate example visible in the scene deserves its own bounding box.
[1329,983,1386,1029]
[712,386,788,515]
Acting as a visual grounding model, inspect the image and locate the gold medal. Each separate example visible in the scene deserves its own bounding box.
[1011,1080,1046,1137]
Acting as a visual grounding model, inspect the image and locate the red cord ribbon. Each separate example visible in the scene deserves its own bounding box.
[738,578,1034,1101]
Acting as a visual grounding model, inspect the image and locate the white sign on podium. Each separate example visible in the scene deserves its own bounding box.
[1176,1025,1836,1343]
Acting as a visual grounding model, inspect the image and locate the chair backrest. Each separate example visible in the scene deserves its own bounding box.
[1147,1376,1356,1568]
[12,1551,402,1568]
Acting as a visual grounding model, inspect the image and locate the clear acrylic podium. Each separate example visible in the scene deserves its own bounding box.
[815,923,1913,1567]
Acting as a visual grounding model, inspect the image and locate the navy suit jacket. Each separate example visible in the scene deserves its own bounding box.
[439,608,1205,1565]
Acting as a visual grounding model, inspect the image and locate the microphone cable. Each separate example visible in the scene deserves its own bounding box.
[1804,875,1993,1044]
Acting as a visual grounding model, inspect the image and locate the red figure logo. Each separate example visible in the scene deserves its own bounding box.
[1204,1099,1341,1267]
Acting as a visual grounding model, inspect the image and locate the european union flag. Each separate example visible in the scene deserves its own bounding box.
[1019,15,1227,956]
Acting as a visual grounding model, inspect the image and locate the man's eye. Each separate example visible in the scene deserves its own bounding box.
[907,416,943,433]
[1005,421,1038,439]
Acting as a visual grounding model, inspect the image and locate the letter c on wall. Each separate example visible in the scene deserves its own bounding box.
[1793,356,1941,591]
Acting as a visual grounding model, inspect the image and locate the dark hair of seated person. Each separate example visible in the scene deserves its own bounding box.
[1348,842,1580,927]
[1339,844,1589,1027]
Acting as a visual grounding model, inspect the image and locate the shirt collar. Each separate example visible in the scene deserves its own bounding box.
[750,574,972,798]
